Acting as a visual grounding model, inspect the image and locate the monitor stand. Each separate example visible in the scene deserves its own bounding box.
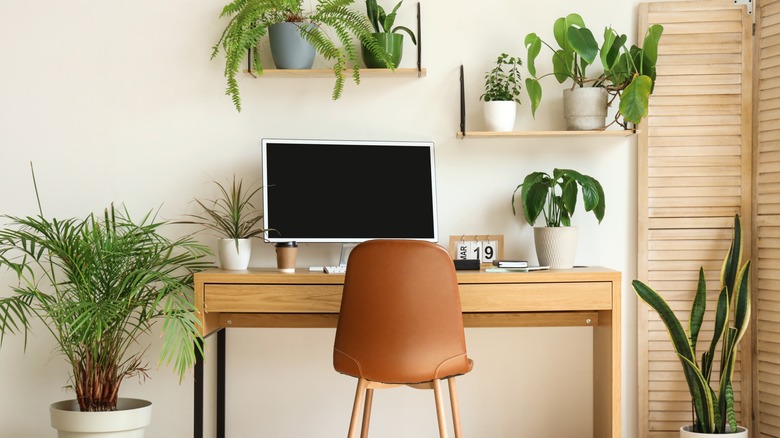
[338,243,357,267]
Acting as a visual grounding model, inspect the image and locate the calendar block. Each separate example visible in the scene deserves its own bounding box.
[449,235,504,265]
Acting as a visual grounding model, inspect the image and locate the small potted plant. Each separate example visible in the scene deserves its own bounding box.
[524,13,663,130]
[632,215,750,437]
[480,53,523,132]
[212,0,392,111]
[511,168,605,269]
[361,0,417,68]
[0,170,212,436]
[183,175,265,270]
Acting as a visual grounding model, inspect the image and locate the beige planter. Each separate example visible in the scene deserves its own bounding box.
[50,398,152,438]
[680,425,748,437]
[218,238,251,270]
[533,226,578,269]
[562,87,608,131]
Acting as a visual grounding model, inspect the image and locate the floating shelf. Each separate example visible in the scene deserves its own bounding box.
[246,68,427,78]
[456,130,637,139]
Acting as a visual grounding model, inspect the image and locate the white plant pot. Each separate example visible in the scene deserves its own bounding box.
[534,226,578,269]
[50,398,152,438]
[483,100,517,132]
[562,87,608,131]
[218,238,251,270]
[680,425,748,437]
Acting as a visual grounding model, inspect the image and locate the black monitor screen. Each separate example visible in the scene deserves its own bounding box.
[261,138,438,243]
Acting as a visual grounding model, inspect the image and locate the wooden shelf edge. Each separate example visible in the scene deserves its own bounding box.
[456,130,638,139]
[245,67,427,78]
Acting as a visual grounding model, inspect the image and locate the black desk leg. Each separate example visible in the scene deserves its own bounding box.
[194,338,204,438]
[217,329,226,438]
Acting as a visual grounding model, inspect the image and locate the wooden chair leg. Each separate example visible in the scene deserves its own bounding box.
[432,379,449,438]
[360,388,374,438]
[348,378,368,438]
[448,378,463,438]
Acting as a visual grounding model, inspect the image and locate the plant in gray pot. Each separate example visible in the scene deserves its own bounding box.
[512,168,605,269]
[524,13,663,130]
[212,0,392,111]
[633,215,750,437]
[362,0,416,68]
[0,171,212,437]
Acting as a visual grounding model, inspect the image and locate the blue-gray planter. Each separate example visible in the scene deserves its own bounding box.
[269,22,315,69]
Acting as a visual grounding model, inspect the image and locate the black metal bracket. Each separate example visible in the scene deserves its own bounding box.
[416,2,422,77]
[459,65,466,137]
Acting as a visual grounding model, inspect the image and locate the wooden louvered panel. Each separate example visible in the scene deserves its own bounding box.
[757,0,780,435]
[638,1,752,437]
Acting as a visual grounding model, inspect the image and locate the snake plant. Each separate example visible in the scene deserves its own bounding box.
[632,215,751,433]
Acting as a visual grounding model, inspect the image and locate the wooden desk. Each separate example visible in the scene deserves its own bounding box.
[193,266,621,438]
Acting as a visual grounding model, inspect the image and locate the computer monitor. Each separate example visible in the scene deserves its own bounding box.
[261,138,438,245]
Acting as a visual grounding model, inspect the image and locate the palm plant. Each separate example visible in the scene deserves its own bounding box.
[212,0,391,111]
[0,180,212,412]
[632,215,751,433]
[512,168,605,227]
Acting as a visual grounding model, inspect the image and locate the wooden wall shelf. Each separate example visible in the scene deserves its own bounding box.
[456,130,637,139]
[247,68,427,78]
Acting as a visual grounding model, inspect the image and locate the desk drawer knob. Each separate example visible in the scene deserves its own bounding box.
[585,318,592,325]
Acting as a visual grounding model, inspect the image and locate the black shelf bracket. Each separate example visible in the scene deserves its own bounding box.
[416,2,422,77]
[459,65,466,137]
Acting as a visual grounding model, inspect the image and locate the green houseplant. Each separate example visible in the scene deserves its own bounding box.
[632,215,750,436]
[524,13,663,129]
[511,168,605,269]
[0,172,212,434]
[180,176,265,270]
[212,0,392,111]
[480,53,523,131]
[361,0,417,68]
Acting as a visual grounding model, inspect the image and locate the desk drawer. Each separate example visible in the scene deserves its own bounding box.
[459,282,612,312]
[204,284,342,313]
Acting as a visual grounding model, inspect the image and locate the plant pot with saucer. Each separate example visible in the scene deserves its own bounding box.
[180,175,266,271]
[480,53,523,132]
[634,215,751,438]
[0,167,212,436]
[361,0,416,68]
[512,168,605,269]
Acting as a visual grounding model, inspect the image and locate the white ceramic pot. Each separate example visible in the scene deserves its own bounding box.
[534,226,578,269]
[483,100,517,132]
[680,425,748,437]
[50,398,152,438]
[218,238,251,270]
[562,87,608,131]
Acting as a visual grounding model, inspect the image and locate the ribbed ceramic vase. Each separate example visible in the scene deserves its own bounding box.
[218,238,251,270]
[50,398,152,438]
[680,426,748,437]
[562,87,608,131]
[533,226,578,269]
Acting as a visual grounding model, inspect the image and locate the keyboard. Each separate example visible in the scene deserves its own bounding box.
[324,265,347,274]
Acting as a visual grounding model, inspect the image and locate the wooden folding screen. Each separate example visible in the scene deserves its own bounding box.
[637,1,753,436]
[755,1,780,436]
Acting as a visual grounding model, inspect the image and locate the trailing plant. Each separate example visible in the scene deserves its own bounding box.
[632,215,751,434]
[365,0,416,44]
[212,0,391,111]
[0,168,212,412]
[480,53,523,104]
[512,168,605,227]
[180,175,266,245]
[524,13,664,128]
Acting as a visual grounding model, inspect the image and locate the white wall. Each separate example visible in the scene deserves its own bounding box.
[0,0,640,437]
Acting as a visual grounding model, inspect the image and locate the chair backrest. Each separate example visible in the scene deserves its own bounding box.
[333,239,470,384]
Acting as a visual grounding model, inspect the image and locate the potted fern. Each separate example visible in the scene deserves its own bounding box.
[0,172,212,436]
[524,13,663,130]
[480,53,523,132]
[511,168,605,269]
[632,215,750,437]
[182,176,265,270]
[212,0,392,111]
[361,0,417,68]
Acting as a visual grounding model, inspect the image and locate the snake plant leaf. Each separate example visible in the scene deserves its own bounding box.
[722,214,743,302]
[703,286,729,381]
[567,26,598,66]
[678,353,716,433]
[689,268,707,352]
[365,0,379,32]
[632,280,695,363]
[733,261,751,344]
[619,74,652,125]
[525,78,542,117]
[718,328,738,432]
[392,25,416,45]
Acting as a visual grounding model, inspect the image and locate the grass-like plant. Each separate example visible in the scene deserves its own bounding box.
[0,171,212,412]
[512,168,605,227]
[480,53,523,104]
[633,215,751,433]
[212,0,391,111]
[183,176,265,243]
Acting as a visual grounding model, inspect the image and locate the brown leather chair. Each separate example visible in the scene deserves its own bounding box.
[333,239,474,438]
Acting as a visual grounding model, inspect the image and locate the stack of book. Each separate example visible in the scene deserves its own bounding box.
[486,260,549,272]
[491,260,528,268]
